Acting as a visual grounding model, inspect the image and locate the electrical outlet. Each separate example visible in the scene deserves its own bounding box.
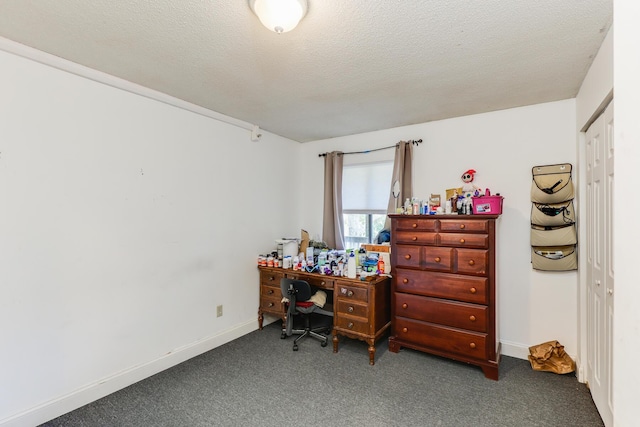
[216,305,223,317]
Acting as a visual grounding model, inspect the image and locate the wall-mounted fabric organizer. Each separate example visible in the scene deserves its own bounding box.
[531,201,576,227]
[531,164,574,203]
[531,245,578,271]
[530,163,577,271]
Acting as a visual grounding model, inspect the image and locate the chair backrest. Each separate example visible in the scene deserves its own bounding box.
[280,278,312,302]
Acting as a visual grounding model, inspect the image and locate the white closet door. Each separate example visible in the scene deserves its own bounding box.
[586,101,613,426]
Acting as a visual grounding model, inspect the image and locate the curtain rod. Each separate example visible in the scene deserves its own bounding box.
[318,139,422,157]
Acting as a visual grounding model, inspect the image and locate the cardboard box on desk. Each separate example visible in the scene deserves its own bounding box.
[362,244,391,274]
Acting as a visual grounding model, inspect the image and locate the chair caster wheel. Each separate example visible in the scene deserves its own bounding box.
[280,332,286,339]
[321,341,328,347]
[293,345,299,351]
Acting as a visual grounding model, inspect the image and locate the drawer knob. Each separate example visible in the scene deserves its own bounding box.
[404,254,411,260]
[469,315,476,322]
[469,342,476,349]
[321,281,325,286]
[412,236,418,241]
[268,302,274,307]
[434,257,441,263]
[470,287,477,294]
[402,303,408,309]
[269,276,275,281]
[348,306,354,313]
[459,238,465,244]
[468,260,475,266]
[348,322,354,329]
[347,290,354,297]
[412,223,418,228]
[402,327,408,333]
[460,224,465,229]
[402,278,409,284]
[268,289,274,294]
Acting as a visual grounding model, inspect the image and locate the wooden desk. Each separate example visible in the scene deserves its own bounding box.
[258,267,391,365]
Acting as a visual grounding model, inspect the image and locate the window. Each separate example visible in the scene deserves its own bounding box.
[342,161,392,250]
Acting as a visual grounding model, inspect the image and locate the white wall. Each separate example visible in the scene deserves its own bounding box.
[0,46,302,426]
[575,27,613,382]
[612,2,640,425]
[302,99,579,360]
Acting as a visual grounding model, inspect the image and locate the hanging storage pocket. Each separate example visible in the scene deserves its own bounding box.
[531,245,577,271]
[531,200,576,227]
[530,223,577,247]
[531,164,574,203]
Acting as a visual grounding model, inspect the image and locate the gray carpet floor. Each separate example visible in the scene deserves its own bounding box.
[41,320,604,427]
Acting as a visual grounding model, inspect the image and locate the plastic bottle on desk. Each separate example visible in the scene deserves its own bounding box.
[377,258,385,275]
[347,251,356,278]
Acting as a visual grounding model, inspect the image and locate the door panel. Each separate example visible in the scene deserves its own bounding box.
[586,101,613,426]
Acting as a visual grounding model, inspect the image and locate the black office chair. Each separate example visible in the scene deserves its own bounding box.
[280,278,333,351]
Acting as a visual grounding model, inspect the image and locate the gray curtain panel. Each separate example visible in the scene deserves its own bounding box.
[322,151,345,250]
[384,141,413,230]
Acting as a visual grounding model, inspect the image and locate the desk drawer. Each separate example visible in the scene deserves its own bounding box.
[336,282,368,303]
[394,317,488,360]
[260,270,284,287]
[336,300,368,318]
[261,283,280,299]
[260,295,283,314]
[335,315,369,335]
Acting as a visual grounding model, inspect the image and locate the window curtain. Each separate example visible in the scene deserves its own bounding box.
[384,141,413,230]
[322,151,345,250]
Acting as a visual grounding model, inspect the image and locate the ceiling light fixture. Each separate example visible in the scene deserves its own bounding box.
[249,0,308,34]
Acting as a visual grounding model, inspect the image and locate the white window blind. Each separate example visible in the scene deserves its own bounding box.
[342,161,393,213]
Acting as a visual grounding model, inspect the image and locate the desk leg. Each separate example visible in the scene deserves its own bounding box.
[368,339,376,365]
[332,330,339,353]
[258,309,264,330]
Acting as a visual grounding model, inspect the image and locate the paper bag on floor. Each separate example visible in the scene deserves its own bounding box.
[528,340,576,374]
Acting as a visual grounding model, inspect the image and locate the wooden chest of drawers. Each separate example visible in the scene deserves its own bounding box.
[258,267,390,365]
[388,215,500,380]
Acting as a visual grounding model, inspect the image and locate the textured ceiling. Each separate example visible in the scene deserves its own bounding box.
[0,1,612,142]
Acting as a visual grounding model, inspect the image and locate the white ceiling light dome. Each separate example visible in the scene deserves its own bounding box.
[249,0,308,34]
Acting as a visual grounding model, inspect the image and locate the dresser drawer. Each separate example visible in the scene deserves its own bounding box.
[394,269,488,304]
[439,233,488,249]
[394,293,487,333]
[394,217,437,231]
[394,245,422,268]
[394,317,488,360]
[335,315,369,334]
[337,299,368,318]
[456,249,488,275]
[423,247,453,272]
[395,231,437,245]
[336,282,368,303]
[440,219,489,233]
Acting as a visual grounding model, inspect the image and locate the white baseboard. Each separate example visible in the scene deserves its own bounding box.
[0,320,257,427]
[500,339,530,360]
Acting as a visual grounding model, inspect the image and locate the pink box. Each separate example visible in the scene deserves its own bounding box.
[472,196,503,215]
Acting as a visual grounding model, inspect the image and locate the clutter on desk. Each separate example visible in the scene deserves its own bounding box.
[258,231,391,279]
[397,168,504,216]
